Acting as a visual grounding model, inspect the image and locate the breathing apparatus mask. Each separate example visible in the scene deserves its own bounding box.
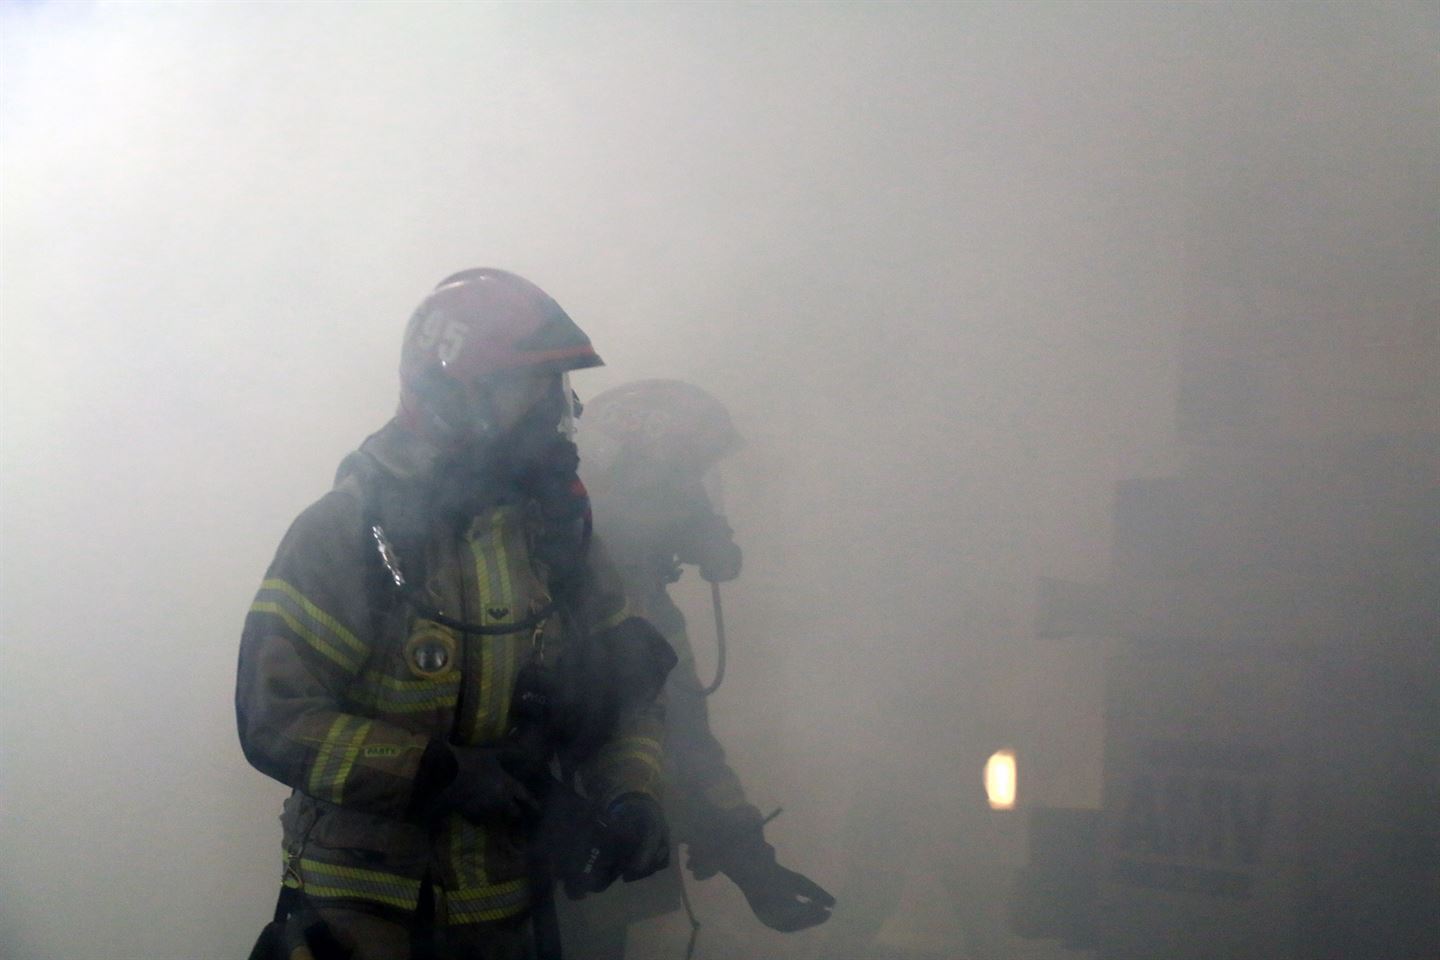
[411,366,579,452]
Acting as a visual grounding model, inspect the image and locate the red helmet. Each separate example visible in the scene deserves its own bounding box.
[582,379,740,475]
[398,268,602,432]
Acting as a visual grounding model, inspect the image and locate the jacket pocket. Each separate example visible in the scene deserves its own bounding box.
[287,794,430,877]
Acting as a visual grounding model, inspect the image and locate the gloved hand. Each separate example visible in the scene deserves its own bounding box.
[432,745,538,824]
[560,792,670,898]
[689,829,835,932]
[722,845,836,932]
[607,792,671,882]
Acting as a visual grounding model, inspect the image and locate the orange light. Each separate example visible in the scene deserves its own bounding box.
[985,749,1017,810]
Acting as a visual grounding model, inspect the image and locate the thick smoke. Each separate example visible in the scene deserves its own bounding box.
[2,3,1435,958]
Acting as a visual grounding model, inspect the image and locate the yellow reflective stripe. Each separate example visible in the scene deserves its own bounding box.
[605,734,663,753]
[451,815,486,889]
[482,634,519,743]
[329,720,372,801]
[365,672,461,690]
[491,513,526,741]
[250,601,361,674]
[350,670,460,713]
[595,606,631,633]
[449,902,526,924]
[299,858,420,909]
[307,716,371,803]
[469,527,499,737]
[492,511,515,612]
[307,716,348,797]
[445,878,529,924]
[260,578,366,657]
[470,512,523,742]
[452,819,470,888]
[592,746,664,780]
[350,687,457,713]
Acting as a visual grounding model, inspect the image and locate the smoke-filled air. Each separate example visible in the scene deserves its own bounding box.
[2,3,1436,959]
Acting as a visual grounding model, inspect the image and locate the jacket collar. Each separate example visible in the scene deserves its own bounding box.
[353,419,446,486]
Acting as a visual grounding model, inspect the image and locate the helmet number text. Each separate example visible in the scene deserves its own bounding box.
[415,310,469,366]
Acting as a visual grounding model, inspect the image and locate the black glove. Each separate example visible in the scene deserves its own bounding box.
[724,845,835,932]
[690,830,835,932]
[607,792,671,882]
[426,744,538,824]
[560,792,670,899]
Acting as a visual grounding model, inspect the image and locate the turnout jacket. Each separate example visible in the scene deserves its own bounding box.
[236,422,665,924]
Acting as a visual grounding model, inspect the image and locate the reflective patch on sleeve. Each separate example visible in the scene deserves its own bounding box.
[590,734,665,795]
[593,742,663,774]
[308,715,373,804]
[252,578,367,673]
[350,671,461,714]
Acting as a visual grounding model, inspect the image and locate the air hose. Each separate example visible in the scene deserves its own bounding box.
[699,580,727,695]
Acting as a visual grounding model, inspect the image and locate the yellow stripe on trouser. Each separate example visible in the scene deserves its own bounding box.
[299,858,421,910]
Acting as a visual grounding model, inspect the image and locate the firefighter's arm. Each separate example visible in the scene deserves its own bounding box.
[580,673,667,806]
[665,644,761,835]
[235,492,434,818]
[661,608,835,930]
[672,667,836,930]
[562,539,667,803]
[541,541,670,892]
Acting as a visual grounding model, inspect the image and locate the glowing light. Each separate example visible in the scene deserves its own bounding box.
[985,749,1017,810]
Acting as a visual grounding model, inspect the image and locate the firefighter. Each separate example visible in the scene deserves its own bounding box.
[237,270,673,960]
[560,380,835,959]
